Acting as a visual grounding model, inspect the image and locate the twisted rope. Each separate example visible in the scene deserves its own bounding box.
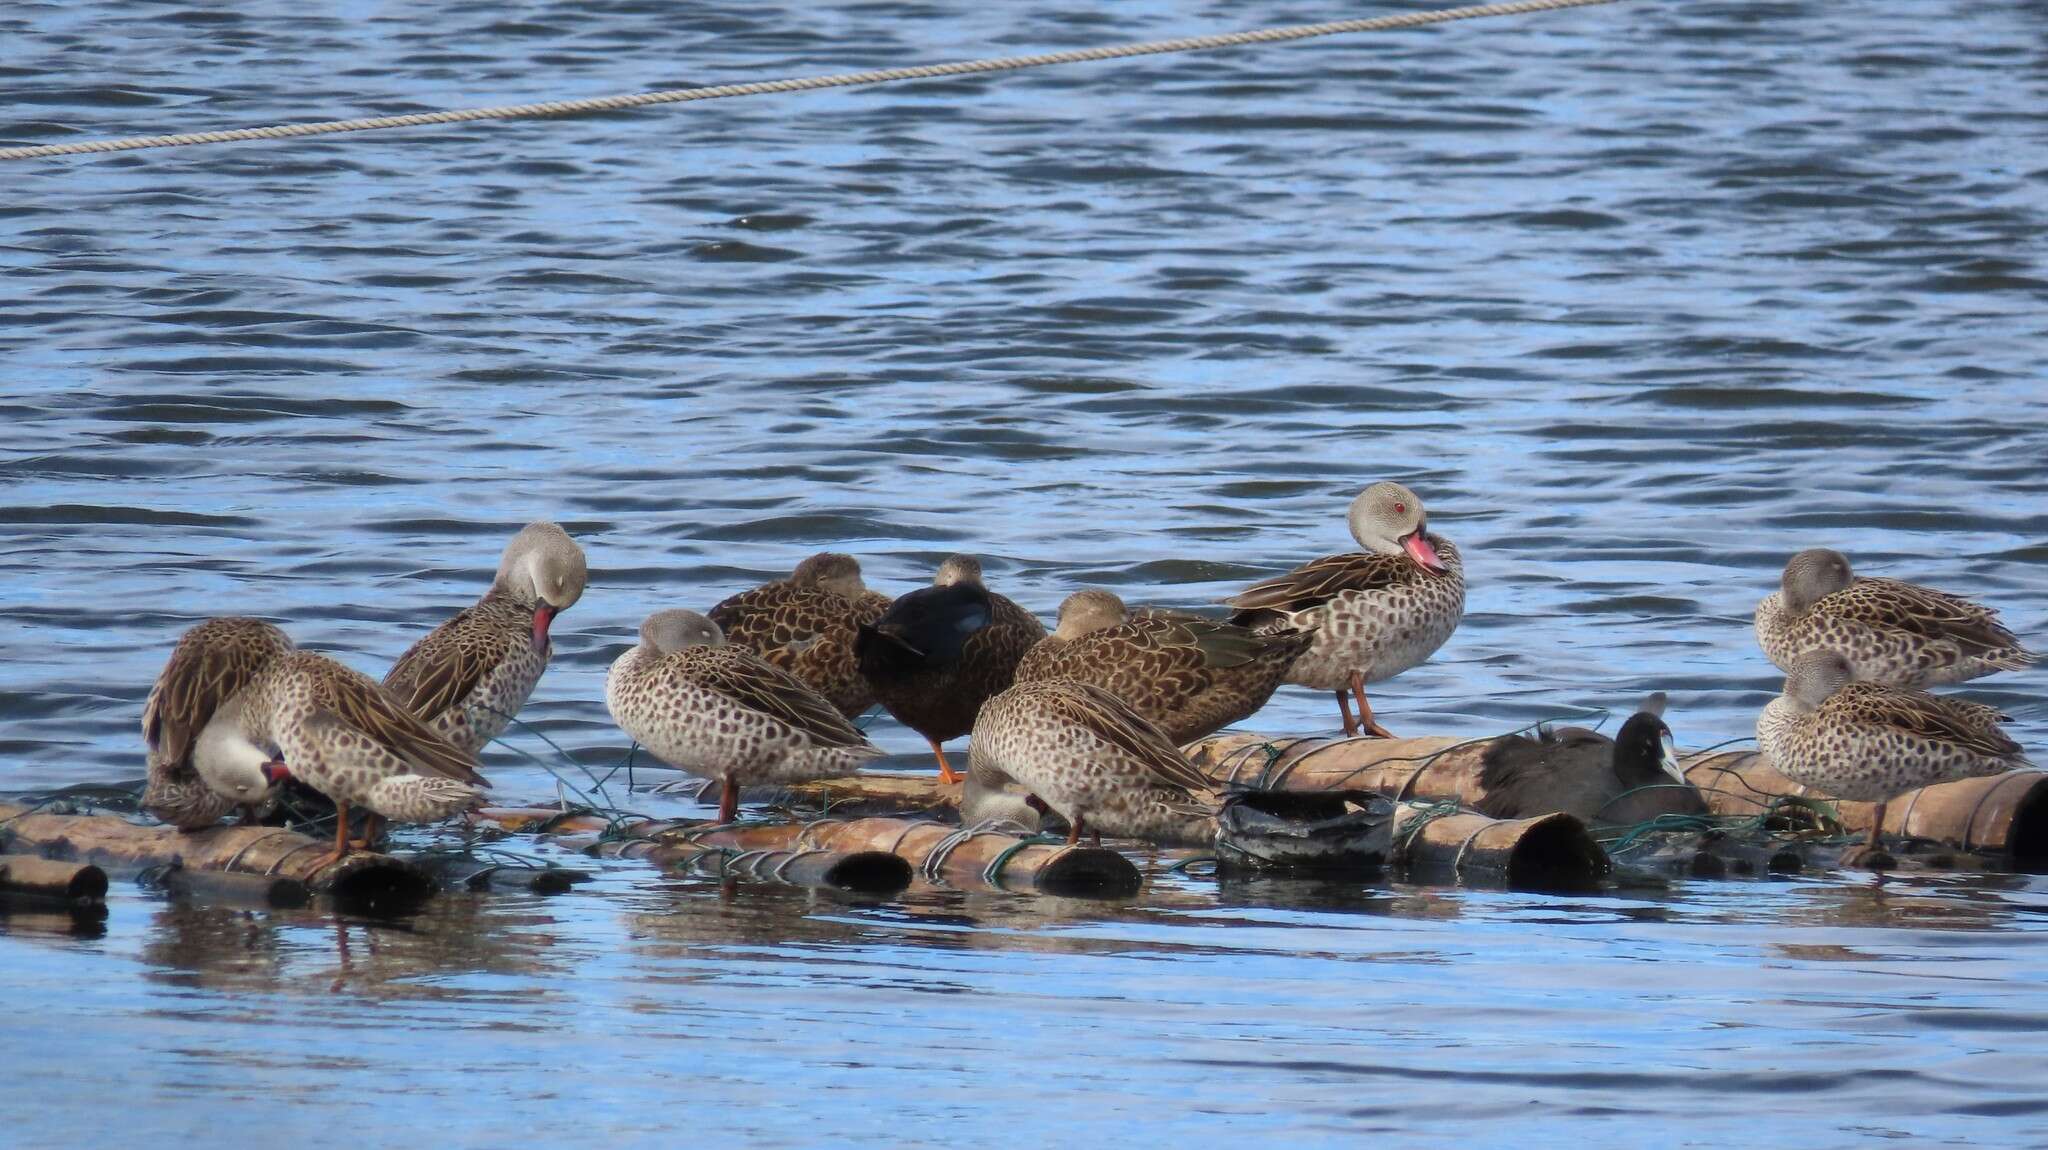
[0,0,1625,162]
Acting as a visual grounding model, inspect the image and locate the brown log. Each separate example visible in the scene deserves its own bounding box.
[1680,753,2048,860]
[661,818,1141,897]
[594,839,913,894]
[1182,735,2048,862]
[1188,733,1494,799]
[0,855,107,907]
[143,865,312,909]
[1390,804,1607,889]
[0,802,435,914]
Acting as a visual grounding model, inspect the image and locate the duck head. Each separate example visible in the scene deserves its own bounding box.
[1053,589,1128,641]
[1347,481,1444,573]
[494,522,588,651]
[640,609,725,655]
[932,554,984,588]
[791,552,868,601]
[1782,648,1855,710]
[1780,548,1854,615]
[194,697,288,803]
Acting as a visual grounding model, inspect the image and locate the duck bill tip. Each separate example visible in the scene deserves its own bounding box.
[1403,531,1446,573]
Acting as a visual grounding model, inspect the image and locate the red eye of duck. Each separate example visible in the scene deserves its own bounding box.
[1393,501,1406,514]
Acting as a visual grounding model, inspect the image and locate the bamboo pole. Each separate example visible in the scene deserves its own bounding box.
[141,864,312,909]
[1182,735,2048,862]
[0,802,436,913]
[594,839,913,894]
[1389,804,1607,888]
[662,818,1141,897]
[1680,752,2048,858]
[0,855,107,908]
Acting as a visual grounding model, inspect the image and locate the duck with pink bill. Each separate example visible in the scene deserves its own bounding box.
[1224,481,1464,738]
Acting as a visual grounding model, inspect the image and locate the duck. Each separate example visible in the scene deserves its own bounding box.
[607,609,884,824]
[1014,589,1313,744]
[383,521,588,754]
[855,555,1047,783]
[706,552,892,719]
[1225,481,1464,739]
[1755,547,2035,688]
[141,617,298,829]
[228,650,491,868]
[969,679,1220,846]
[1473,693,1708,826]
[1758,648,2032,867]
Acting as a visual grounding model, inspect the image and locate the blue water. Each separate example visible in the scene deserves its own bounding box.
[3,0,2047,1144]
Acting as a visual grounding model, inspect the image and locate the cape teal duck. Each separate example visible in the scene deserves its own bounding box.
[1755,547,2035,688]
[1758,649,2032,867]
[969,679,1220,846]
[384,522,588,754]
[141,617,297,829]
[1225,481,1464,739]
[855,555,1046,783]
[1474,693,1707,826]
[233,650,490,868]
[607,610,883,823]
[706,552,892,719]
[1013,589,1313,744]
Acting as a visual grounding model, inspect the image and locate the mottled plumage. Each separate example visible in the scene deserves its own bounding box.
[1475,694,1706,826]
[855,555,1047,782]
[234,650,488,864]
[969,679,1219,846]
[384,522,587,753]
[707,552,892,718]
[1758,649,2031,866]
[1225,482,1464,738]
[1014,589,1312,744]
[141,617,296,829]
[608,610,883,823]
[1755,548,2035,687]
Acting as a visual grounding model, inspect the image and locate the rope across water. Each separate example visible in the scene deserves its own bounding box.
[0,0,1625,162]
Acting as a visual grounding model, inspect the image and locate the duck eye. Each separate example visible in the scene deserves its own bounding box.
[1392,502,1406,514]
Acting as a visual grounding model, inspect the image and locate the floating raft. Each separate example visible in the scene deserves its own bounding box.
[0,801,436,914]
[475,807,1141,898]
[1181,734,2048,864]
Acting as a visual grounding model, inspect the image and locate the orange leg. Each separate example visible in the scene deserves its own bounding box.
[309,798,353,871]
[1333,690,1358,737]
[929,737,961,785]
[1351,670,1394,739]
[717,777,740,825]
[1843,802,1894,870]
[350,812,386,852]
[1065,814,1086,846]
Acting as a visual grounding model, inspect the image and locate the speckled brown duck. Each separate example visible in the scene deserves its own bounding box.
[1225,481,1464,739]
[1474,693,1708,826]
[141,617,298,829]
[1758,649,2032,867]
[1755,548,2035,688]
[231,650,490,868]
[855,555,1047,783]
[970,679,1220,846]
[1014,589,1313,744]
[607,610,884,823]
[384,522,588,754]
[707,552,892,719]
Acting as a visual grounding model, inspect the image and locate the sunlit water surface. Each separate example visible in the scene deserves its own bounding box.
[3,0,2046,1144]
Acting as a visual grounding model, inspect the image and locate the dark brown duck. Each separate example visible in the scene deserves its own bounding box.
[854,554,1046,783]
